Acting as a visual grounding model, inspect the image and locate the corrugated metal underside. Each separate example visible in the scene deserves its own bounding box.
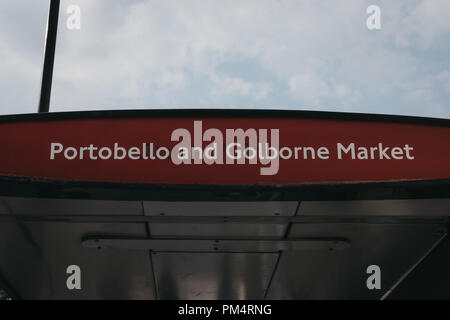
[0,198,449,299]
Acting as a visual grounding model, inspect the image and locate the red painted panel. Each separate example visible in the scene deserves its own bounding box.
[0,116,449,185]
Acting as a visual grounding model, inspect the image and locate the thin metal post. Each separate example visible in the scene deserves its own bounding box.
[38,0,60,113]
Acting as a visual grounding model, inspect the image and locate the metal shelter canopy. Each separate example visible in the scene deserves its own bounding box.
[0,196,450,299]
[0,109,448,299]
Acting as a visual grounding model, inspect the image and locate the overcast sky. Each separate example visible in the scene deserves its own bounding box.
[0,0,449,118]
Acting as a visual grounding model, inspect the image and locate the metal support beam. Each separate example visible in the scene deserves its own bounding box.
[82,238,351,252]
[38,0,60,113]
[380,232,448,300]
[1,214,447,225]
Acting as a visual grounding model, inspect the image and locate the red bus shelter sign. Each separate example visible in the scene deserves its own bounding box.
[0,114,449,185]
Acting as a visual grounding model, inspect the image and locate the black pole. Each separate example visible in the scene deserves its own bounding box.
[38,0,60,113]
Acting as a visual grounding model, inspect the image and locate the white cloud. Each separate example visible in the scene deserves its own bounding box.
[210,75,270,101]
[288,73,330,106]
[399,0,450,49]
[0,0,449,118]
[438,71,450,93]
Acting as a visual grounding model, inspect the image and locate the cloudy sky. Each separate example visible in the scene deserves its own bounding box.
[0,0,449,118]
